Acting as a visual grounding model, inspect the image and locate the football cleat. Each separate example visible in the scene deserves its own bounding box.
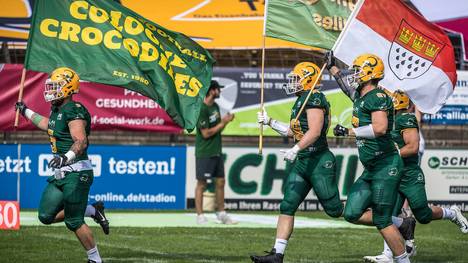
[450,205,468,233]
[250,248,284,263]
[87,260,102,263]
[363,253,394,263]
[91,202,110,235]
[398,217,416,240]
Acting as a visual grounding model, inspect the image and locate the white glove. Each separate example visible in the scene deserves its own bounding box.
[257,108,271,125]
[280,144,300,163]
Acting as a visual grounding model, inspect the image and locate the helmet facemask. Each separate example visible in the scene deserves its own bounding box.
[284,72,306,95]
[44,78,66,102]
[346,66,363,90]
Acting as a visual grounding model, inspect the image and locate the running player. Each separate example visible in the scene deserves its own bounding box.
[15,67,109,263]
[327,53,410,263]
[362,90,468,263]
[250,62,343,263]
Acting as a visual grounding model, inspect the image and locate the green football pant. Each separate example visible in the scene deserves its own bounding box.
[280,149,343,218]
[38,170,94,231]
[392,165,432,224]
[343,154,403,229]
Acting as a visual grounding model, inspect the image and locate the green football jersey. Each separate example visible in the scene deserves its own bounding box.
[290,90,330,158]
[47,101,91,161]
[195,102,222,158]
[391,112,419,166]
[352,88,397,166]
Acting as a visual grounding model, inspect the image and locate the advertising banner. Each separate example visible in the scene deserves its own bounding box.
[186,147,468,211]
[0,201,20,230]
[0,64,182,132]
[422,150,468,202]
[0,144,186,209]
[0,0,347,49]
[212,67,353,136]
[422,71,468,124]
[186,146,365,211]
[2,64,354,135]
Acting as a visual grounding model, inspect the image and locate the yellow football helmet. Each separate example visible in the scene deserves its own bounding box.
[44,67,79,102]
[347,54,384,89]
[284,62,321,94]
[392,89,410,110]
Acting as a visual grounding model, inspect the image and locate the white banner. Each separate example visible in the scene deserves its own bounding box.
[422,150,468,200]
[445,71,468,106]
[187,147,468,211]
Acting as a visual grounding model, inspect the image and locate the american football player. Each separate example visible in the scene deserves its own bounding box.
[250,62,343,263]
[362,90,468,263]
[327,53,410,263]
[15,67,109,263]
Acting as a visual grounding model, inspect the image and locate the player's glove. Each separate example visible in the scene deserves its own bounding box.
[333,124,349,137]
[257,107,271,125]
[325,50,336,70]
[15,102,28,116]
[280,144,300,163]
[48,154,68,169]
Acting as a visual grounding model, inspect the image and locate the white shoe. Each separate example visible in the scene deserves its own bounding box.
[216,212,238,225]
[196,214,208,225]
[450,205,468,233]
[363,253,394,263]
[405,239,417,257]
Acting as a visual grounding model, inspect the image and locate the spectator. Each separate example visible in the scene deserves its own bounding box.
[195,80,236,224]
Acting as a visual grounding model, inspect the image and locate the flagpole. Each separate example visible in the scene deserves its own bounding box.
[14,67,27,206]
[258,0,270,155]
[259,36,266,155]
[14,68,27,128]
[293,0,365,121]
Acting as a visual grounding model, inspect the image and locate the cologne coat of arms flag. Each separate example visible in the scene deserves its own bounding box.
[333,0,457,114]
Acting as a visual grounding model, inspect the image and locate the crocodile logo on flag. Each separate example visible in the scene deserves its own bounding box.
[388,20,445,80]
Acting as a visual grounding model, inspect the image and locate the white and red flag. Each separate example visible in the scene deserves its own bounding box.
[334,0,457,114]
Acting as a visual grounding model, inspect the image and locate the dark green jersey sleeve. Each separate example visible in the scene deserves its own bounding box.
[397,113,419,131]
[364,90,393,113]
[306,92,327,109]
[197,106,209,129]
[64,102,89,122]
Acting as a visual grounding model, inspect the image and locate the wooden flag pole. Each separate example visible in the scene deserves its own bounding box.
[14,68,27,128]
[258,34,267,155]
[258,0,271,155]
[293,63,327,123]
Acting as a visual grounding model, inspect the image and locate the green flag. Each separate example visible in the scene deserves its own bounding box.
[25,0,215,130]
[265,0,355,49]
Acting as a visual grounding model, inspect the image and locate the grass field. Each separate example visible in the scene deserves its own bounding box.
[1,211,467,263]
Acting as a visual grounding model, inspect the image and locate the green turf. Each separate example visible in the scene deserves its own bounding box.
[1,211,467,263]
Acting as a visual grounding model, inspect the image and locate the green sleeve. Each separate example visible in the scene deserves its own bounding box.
[398,114,419,131]
[365,91,392,112]
[197,106,209,129]
[64,102,88,122]
[305,92,327,109]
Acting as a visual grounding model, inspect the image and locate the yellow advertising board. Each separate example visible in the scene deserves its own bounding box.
[0,0,316,50]
[121,0,315,49]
